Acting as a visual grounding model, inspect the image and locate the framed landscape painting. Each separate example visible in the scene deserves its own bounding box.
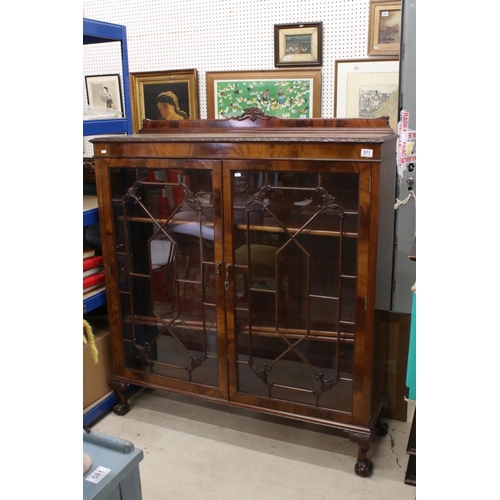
[367,0,402,56]
[274,22,323,67]
[205,69,322,119]
[334,59,399,132]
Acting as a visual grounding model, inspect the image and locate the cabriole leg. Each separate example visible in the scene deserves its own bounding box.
[110,380,130,416]
[345,431,374,477]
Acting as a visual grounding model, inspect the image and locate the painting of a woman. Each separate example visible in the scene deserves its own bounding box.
[130,70,199,131]
[156,91,188,120]
[141,82,192,122]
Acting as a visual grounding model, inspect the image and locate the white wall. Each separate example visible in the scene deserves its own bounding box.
[83,0,373,155]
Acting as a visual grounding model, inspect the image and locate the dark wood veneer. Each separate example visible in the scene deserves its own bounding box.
[92,109,398,477]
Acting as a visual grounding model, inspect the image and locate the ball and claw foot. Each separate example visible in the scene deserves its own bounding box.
[355,458,374,478]
[346,431,374,478]
[113,402,130,416]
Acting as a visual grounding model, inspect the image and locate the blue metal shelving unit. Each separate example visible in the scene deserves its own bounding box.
[84,18,133,426]
[83,18,133,137]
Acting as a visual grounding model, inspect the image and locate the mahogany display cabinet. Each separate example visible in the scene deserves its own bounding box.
[92,109,398,477]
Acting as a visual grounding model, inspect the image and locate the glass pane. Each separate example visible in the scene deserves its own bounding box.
[232,167,359,412]
[237,336,354,411]
[111,168,137,201]
[115,167,219,387]
[117,254,129,291]
[120,293,133,341]
[113,203,126,252]
[321,172,359,210]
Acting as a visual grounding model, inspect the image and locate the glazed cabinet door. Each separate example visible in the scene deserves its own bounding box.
[223,160,372,422]
[101,159,228,399]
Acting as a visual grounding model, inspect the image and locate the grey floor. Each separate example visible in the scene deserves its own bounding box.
[91,389,416,499]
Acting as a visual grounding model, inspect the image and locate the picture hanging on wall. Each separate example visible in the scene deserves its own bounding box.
[367,0,402,56]
[205,69,322,119]
[129,69,199,133]
[85,74,123,117]
[274,22,323,67]
[334,58,399,132]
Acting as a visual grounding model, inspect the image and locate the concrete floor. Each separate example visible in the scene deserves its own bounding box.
[91,389,416,500]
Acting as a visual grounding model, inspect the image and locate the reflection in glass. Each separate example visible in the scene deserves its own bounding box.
[115,168,219,387]
[232,170,359,411]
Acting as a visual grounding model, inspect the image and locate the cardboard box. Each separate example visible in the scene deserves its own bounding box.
[83,327,112,409]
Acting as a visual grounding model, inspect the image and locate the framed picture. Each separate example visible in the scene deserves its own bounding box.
[334,58,399,132]
[367,0,402,56]
[129,69,199,132]
[205,69,322,119]
[274,22,323,67]
[85,74,123,117]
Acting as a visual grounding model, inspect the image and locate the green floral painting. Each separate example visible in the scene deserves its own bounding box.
[214,78,314,119]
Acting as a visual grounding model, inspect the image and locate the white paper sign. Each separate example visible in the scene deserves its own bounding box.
[85,466,111,484]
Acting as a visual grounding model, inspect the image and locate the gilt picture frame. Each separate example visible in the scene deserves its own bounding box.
[274,22,323,67]
[334,58,399,132]
[367,0,402,56]
[205,69,322,119]
[85,74,123,117]
[129,69,199,133]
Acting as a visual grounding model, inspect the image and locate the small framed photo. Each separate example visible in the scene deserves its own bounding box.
[367,0,402,56]
[205,69,322,119]
[274,22,323,67]
[334,58,399,132]
[85,74,123,117]
[129,69,199,132]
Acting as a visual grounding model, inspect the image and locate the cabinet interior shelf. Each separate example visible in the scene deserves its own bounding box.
[113,215,358,238]
[118,314,356,342]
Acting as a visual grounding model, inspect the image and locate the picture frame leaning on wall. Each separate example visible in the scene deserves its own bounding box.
[205,69,322,119]
[334,58,399,132]
[85,74,123,117]
[129,69,199,133]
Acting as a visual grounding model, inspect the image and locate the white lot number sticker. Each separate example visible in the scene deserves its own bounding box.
[361,148,373,158]
[85,466,111,484]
